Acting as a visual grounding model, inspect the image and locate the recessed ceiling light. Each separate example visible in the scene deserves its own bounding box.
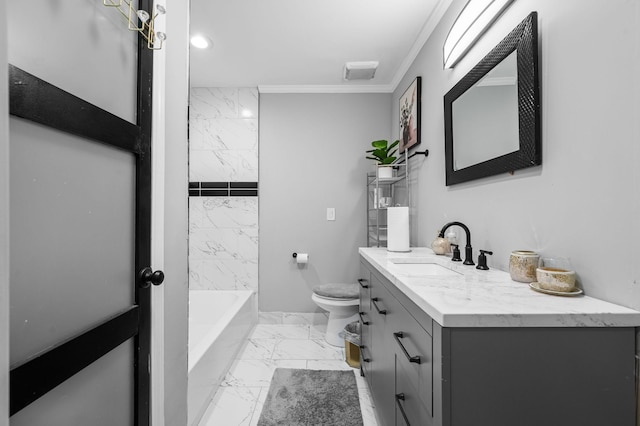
[190,34,213,49]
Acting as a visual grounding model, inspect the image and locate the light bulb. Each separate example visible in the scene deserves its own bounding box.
[190,34,212,49]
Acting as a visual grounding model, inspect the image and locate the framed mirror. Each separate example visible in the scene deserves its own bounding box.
[444,12,540,186]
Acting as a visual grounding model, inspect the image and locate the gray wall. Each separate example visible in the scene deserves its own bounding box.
[393,0,640,310]
[259,93,391,312]
[163,1,189,424]
[0,1,9,422]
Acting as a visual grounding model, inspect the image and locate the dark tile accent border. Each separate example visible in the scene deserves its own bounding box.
[202,189,228,197]
[188,181,258,197]
[202,182,228,188]
[230,182,258,189]
[230,190,258,197]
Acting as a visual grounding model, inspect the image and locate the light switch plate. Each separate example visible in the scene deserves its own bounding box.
[327,208,336,221]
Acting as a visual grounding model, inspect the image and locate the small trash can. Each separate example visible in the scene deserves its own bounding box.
[340,321,361,369]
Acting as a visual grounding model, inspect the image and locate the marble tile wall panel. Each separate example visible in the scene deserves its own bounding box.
[189,87,259,182]
[189,197,259,291]
[188,88,259,292]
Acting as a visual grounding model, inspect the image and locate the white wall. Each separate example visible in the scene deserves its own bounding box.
[162,1,190,424]
[394,0,640,310]
[0,1,9,423]
[259,93,391,312]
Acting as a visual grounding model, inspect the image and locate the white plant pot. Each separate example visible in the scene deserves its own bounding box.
[377,166,393,179]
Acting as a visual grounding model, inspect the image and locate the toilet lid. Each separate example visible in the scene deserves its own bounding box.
[312,283,359,300]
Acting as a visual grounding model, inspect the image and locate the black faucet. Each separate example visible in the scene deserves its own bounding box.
[438,221,474,266]
[450,244,461,262]
[476,250,493,270]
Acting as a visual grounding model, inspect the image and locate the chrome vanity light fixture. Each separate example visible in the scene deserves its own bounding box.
[443,0,514,69]
[103,0,167,50]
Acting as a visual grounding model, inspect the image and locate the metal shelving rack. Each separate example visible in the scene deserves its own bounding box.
[366,150,409,248]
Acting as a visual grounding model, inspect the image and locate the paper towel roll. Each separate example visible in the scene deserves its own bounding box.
[295,253,309,264]
[387,207,410,252]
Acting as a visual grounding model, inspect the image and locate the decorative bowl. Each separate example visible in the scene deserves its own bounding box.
[536,267,576,292]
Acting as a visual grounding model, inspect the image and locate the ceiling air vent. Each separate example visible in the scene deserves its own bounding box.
[343,61,379,81]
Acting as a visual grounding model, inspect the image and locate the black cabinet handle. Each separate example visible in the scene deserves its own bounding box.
[358,312,370,325]
[395,393,411,426]
[393,332,421,364]
[371,297,386,315]
[358,278,369,288]
[361,345,371,363]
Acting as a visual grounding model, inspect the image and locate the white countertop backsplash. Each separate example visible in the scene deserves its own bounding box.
[359,247,640,328]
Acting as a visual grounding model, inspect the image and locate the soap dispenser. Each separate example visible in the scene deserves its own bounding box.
[446,229,457,246]
[431,233,450,255]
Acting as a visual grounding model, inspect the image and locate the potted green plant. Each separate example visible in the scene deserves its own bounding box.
[366,139,399,179]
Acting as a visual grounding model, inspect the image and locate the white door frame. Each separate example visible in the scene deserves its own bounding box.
[151,37,166,426]
[1,1,11,424]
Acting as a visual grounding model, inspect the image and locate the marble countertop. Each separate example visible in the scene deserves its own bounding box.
[359,247,640,328]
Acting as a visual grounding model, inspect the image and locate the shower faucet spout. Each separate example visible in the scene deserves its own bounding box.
[438,221,474,266]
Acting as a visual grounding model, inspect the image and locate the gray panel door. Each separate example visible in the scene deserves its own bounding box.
[7,2,158,424]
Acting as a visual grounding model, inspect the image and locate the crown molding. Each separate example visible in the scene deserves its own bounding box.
[259,0,454,95]
[258,84,395,94]
[389,0,454,93]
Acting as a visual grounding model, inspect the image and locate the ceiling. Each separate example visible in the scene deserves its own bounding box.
[189,0,452,92]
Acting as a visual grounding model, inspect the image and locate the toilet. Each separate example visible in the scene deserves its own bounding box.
[312,283,360,347]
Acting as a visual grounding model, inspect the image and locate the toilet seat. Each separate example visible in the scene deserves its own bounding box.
[312,283,359,301]
[312,293,359,305]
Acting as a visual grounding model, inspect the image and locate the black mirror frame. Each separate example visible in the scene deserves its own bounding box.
[444,11,540,186]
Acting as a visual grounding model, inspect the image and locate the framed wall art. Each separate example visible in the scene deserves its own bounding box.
[399,76,421,153]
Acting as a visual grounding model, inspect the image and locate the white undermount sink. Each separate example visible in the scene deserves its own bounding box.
[387,258,462,277]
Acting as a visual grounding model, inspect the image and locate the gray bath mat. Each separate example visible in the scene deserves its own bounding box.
[257,368,364,426]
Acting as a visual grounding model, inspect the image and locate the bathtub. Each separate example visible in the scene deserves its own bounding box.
[188,290,257,426]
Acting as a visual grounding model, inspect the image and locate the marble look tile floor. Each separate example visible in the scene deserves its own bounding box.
[198,323,380,426]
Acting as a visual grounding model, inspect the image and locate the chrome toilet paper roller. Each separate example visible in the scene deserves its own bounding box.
[292,252,309,264]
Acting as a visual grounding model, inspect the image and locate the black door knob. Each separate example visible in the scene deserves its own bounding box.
[138,267,165,288]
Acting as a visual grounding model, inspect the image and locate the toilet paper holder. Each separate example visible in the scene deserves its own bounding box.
[292,252,309,264]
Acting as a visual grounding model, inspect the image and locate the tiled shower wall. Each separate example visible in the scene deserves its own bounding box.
[188,88,259,291]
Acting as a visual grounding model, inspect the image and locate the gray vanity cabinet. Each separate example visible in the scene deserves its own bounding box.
[369,273,397,426]
[359,257,638,426]
[358,263,372,378]
[360,261,434,426]
[392,303,433,426]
